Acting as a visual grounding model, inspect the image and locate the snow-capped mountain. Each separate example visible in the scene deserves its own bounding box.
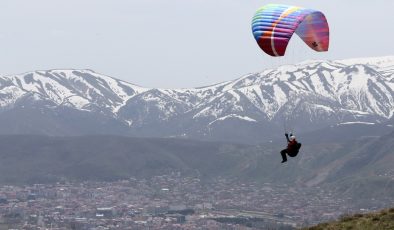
[0,56,393,143]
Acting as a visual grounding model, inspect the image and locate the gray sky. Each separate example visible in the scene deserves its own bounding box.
[1,0,393,88]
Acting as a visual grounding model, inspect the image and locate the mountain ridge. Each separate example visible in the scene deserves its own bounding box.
[0,56,393,143]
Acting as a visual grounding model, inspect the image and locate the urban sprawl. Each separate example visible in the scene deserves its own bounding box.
[0,173,390,229]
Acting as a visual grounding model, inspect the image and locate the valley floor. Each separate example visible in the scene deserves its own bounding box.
[0,173,392,229]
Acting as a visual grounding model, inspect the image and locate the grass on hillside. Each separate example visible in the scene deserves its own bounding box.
[303,208,394,230]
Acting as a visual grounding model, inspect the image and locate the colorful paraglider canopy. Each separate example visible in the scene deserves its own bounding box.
[252,4,329,57]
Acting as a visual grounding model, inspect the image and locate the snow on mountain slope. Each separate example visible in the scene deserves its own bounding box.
[0,69,148,113]
[0,56,393,141]
[186,59,393,127]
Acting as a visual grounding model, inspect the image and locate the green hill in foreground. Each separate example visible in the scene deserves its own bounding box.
[303,208,394,230]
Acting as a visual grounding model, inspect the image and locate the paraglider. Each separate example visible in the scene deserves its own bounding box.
[251,4,329,56]
[280,133,301,163]
[251,4,328,162]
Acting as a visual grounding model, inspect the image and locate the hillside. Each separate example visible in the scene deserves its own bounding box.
[303,207,394,230]
[0,135,251,184]
[0,129,392,201]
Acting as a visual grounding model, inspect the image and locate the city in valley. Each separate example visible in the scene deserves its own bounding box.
[0,173,390,229]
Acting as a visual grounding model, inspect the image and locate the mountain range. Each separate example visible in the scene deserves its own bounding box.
[0,56,393,143]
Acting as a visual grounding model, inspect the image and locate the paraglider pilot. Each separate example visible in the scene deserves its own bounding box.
[280,133,301,163]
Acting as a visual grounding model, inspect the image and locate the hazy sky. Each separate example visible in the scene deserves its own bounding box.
[1,0,393,88]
